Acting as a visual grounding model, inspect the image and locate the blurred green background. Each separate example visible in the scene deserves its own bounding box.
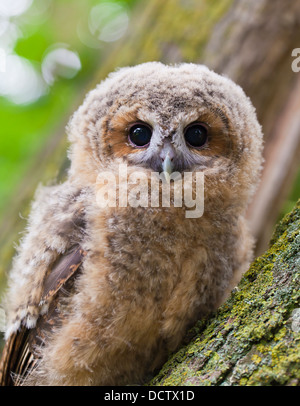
[0,0,137,219]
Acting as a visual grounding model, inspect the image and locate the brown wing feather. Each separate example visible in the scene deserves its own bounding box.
[41,246,87,302]
[0,329,30,386]
[0,245,86,386]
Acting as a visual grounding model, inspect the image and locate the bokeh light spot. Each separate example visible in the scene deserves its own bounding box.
[0,53,47,104]
[41,46,81,85]
[89,2,129,43]
[0,0,33,18]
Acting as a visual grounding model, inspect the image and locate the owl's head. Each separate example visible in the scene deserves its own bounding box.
[68,62,263,204]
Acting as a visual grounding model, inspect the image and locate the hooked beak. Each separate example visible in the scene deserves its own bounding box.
[162,152,174,175]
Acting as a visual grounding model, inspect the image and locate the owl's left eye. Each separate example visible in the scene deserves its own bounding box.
[184,123,208,148]
[128,123,152,148]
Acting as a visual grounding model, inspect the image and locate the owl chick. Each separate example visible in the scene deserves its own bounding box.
[0,62,263,386]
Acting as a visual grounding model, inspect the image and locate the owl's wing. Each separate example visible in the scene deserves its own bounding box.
[0,245,86,386]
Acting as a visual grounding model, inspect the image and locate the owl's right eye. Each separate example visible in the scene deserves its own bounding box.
[128,123,152,148]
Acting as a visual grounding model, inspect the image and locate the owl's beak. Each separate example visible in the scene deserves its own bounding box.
[162,153,174,175]
[160,141,175,175]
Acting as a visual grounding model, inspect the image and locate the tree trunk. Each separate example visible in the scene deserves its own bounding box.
[150,200,300,386]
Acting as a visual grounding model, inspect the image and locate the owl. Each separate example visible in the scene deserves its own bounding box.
[0,62,263,386]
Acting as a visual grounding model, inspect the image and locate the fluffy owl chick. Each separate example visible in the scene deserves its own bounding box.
[0,62,263,386]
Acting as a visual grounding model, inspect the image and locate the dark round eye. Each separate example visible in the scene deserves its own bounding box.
[184,123,208,148]
[128,123,152,147]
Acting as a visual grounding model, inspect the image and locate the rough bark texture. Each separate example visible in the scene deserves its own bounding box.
[150,200,300,386]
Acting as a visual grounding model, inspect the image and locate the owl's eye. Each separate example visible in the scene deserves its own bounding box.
[128,123,152,147]
[184,123,208,148]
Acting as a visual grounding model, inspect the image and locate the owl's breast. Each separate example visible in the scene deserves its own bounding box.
[74,204,234,379]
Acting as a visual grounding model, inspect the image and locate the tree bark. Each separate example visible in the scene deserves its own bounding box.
[150,200,300,386]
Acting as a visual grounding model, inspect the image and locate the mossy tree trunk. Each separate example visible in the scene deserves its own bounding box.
[150,200,300,386]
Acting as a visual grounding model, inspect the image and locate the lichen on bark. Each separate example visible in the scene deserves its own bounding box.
[150,200,300,386]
